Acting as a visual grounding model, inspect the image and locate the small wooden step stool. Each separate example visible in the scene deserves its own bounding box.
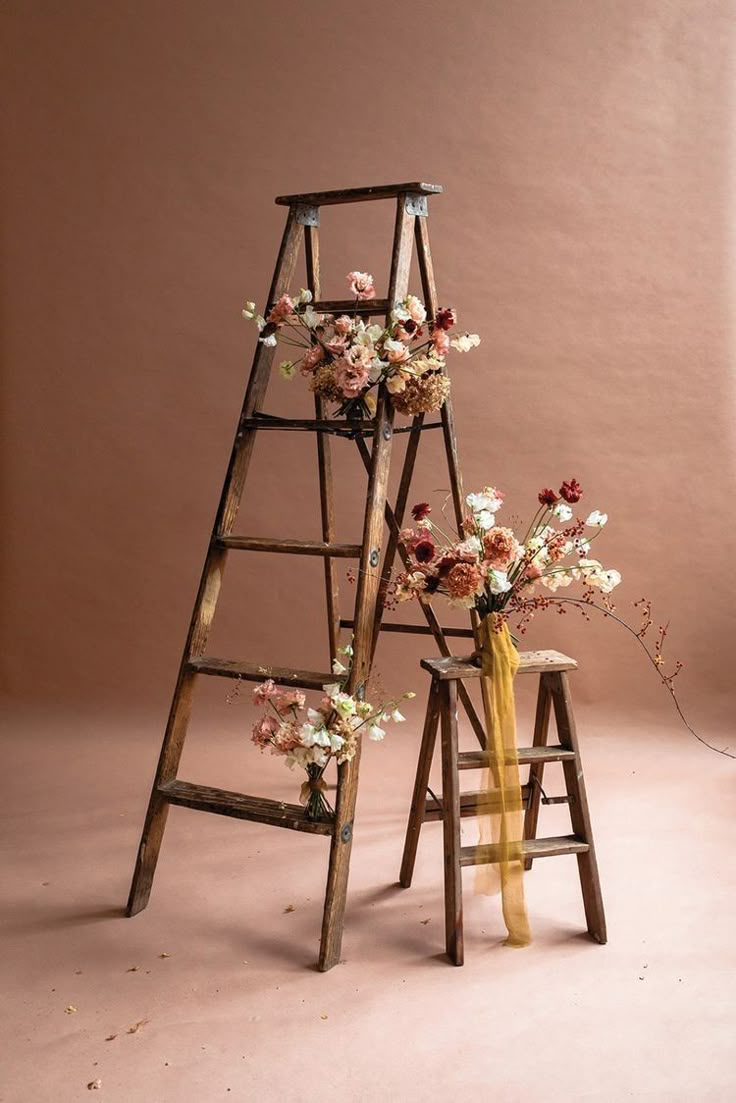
[400,650,607,964]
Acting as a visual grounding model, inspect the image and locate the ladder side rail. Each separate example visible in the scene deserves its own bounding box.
[126,208,303,917]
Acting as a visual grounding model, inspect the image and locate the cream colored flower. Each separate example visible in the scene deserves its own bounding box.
[450,332,481,352]
[586,510,608,527]
[279,361,296,380]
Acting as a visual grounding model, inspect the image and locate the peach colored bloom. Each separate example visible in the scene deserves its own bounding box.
[432,330,451,355]
[334,315,353,335]
[274,689,306,714]
[301,344,324,374]
[405,295,427,324]
[253,679,279,705]
[334,356,371,397]
[325,334,349,357]
[384,338,411,364]
[482,527,520,569]
[251,714,279,747]
[266,294,294,324]
[347,271,376,300]
[446,562,483,601]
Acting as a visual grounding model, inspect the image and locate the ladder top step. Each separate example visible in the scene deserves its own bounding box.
[275,182,443,207]
[421,649,578,680]
[159,780,335,836]
[460,834,589,867]
[458,745,576,769]
[188,656,334,690]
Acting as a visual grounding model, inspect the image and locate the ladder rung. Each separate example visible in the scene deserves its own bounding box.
[423,786,531,822]
[458,745,577,769]
[275,182,443,206]
[219,536,362,558]
[340,619,473,639]
[159,781,335,836]
[187,657,333,689]
[240,416,374,436]
[460,834,589,867]
[306,298,390,316]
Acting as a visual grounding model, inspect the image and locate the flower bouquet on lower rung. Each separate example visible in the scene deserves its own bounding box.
[250,656,413,822]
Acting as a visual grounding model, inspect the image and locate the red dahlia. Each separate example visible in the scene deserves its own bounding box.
[538,488,559,507]
[414,538,436,564]
[559,479,583,504]
[411,502,431,521]
[433,307,457,331]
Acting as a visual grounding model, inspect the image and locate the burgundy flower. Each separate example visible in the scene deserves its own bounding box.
[414,538,436,564]
[559,478,583,504]
[538,488,559,507]
[411,502,432,521]
[433,307,457,331]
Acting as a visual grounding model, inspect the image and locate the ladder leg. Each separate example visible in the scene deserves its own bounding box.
[305,222,340,661]
[440,680,463,965]
[550,672,607,944]
[400,679,441,888]
[318,391,397,971]
[126,209,303,917]
[523,673,553,870]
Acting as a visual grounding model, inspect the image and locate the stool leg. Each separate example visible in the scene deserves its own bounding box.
[550,672,607,945]
[400,679,441,888]
[523,673,552,870]
[440,680,464,965]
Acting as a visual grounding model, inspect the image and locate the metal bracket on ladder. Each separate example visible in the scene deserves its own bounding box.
[125,180,481,972]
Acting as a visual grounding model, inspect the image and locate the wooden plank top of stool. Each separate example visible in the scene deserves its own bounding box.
[420,650,578,680]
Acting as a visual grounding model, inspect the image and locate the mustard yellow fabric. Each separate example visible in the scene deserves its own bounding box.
[474,613,532,946]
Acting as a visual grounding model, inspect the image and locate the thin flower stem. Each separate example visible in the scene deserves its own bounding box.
[522,597,734,760]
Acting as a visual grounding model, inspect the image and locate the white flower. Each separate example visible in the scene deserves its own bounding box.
[389,709,405,723]
[599,568,622,593]
[542,572,573,591]
[553,502,573,522]
[259,333,278,347]
[332,658,347,675]
[487,569,512,594]
[466,487,503,513]
[293,288,313,305]
[302,307,319,328]
[330,691,357,720]
[242,301,258,320]
[450,332,481,352]
[322,683,341,697]
[386,372,407,394]
[328,732,345,753]
[575,538,591,557]
[279,360,296,380]
[391,302,410,323]
[457,535,482,558]
[475,509,495,531]
[368,724,386,741]
[307,708,324,725]
[338,642,353,656]
[586,510,608,527]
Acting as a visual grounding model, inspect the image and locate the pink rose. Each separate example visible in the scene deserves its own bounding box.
[347,271,376,300]
[266,294,294,325]
[325,334,350,357]
[253,679,278,705]
[432,330,450,355]
[334,356,371,398]
[300,344,324,374]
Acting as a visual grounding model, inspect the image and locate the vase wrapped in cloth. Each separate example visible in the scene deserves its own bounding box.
[474,612,532,947]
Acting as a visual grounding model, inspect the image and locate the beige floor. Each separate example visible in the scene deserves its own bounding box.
[2,698,734,1103]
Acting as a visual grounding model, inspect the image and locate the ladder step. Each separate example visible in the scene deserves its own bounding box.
[458,745,577,769]
[340,619,474,639]
[187,657,334,689]
[300,298,390,316]
[275,182,443,206]
[218,536,362,558]
[460,834,589,867]
[240,416,374,436]
[159,781,335,836]
[421,650,578,679]
[423,786,531,822]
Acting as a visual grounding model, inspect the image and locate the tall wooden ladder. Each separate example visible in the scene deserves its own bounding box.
[126,181,486,972]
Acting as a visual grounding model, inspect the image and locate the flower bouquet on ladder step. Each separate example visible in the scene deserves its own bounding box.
[242,270,479,419]
[246,643,413,822]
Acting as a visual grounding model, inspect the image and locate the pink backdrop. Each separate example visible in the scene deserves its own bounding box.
[2,1,734,730]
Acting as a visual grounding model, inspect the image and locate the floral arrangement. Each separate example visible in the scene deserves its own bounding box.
[242,270,479,419]
[393,478,621,623]
[249,645,414,820]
